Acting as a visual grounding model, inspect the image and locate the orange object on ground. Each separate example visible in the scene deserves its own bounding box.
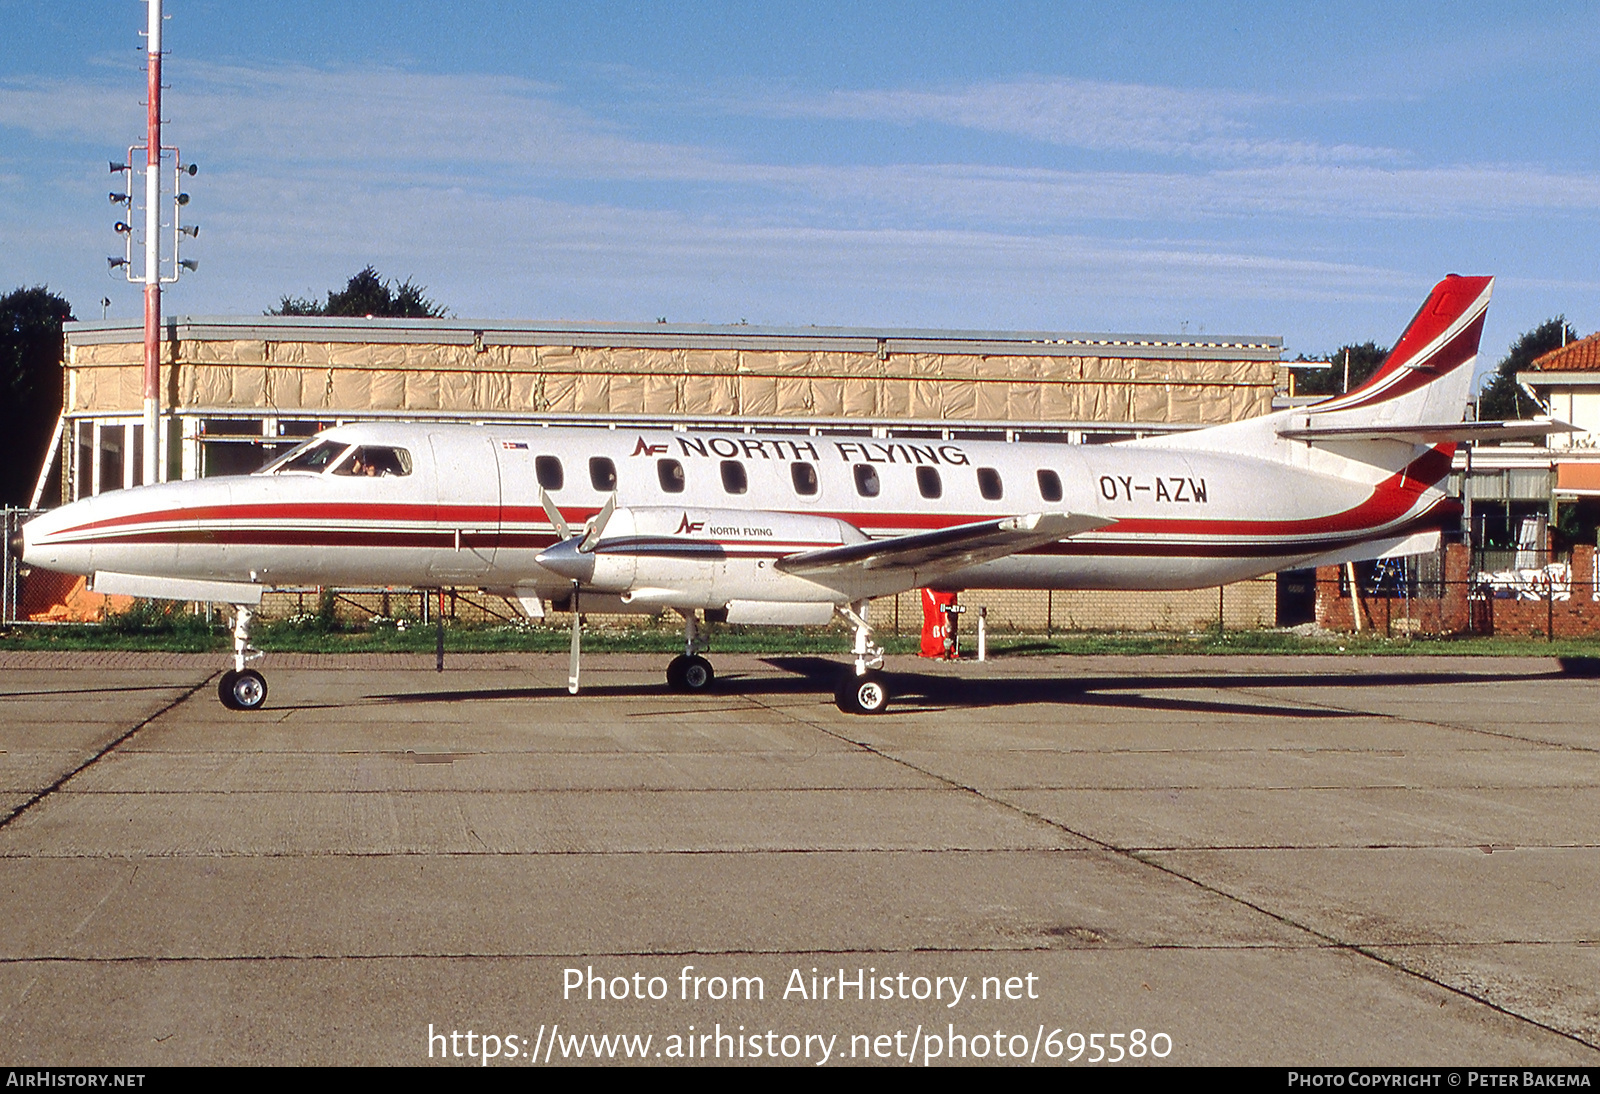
[920,588,959,658]
[22,571,133,622]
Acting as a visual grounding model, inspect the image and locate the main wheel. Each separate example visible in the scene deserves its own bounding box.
[681,655,714,691]
[223,668,268,711]
[667,654,716,692]
[835,670,890,715]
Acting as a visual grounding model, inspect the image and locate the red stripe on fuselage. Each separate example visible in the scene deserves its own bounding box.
[51,448,1452,547]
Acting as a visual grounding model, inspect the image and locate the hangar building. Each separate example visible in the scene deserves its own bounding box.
[31,314,1292,631]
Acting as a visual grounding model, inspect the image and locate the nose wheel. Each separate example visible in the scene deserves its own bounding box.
[218,668,268,711]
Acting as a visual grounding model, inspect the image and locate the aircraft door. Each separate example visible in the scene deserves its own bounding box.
[426,432,500,581]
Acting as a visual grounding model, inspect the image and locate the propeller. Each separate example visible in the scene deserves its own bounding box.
[534,490,617,695]
[568,581,582,695]
[539,487,570,539]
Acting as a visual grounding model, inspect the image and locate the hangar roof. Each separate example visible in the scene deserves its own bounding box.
[64,314,1283,362]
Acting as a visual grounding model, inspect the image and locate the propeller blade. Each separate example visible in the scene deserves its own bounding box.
[567,582,582,695]
[578,492,617,554]
[539,488,570,540]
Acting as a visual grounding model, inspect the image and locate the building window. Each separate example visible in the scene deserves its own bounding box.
[658,459,686,493]
[590,456,617,491]
[853,464,880,498]
[1037,469,1062,502]
[720,460,748,494]
[977,467,1003,500]
[791,462,819,496]
[535,455,564,491]
[916,466,942,499]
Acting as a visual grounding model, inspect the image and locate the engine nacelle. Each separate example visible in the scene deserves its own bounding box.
[549,506,864,610]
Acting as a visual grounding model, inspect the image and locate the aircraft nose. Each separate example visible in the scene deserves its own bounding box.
[534,539,596,583]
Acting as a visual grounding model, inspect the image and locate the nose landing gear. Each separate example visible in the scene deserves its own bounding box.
[218,604,268,710]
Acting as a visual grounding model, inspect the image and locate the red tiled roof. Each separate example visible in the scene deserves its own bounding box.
[1528,331,1600,372]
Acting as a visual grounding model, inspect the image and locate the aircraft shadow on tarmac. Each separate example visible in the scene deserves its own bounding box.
[359,656,1600,718]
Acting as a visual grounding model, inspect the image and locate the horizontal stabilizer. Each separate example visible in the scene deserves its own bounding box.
[91,570,263,605]
[775,512,1113,582]
[1278,418,1575,446]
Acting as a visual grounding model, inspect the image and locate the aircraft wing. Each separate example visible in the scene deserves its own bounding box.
[775,511,1113,595]
[1278,418,1575,445]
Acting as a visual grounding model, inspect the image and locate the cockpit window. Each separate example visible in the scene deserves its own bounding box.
[273,440,349,474]
[333,446,413,477]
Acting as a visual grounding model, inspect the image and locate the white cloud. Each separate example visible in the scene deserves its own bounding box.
[746,77,1400,165]
[3,61,1596,344]
[6,63,1596,229]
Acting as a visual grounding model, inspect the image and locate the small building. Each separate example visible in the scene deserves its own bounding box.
[1518,332,1600,529]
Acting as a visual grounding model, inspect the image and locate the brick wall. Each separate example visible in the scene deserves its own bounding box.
[256,579,1280,635]
[1317,544,1600,638]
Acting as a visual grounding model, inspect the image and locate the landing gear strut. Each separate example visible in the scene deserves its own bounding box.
[218,604,268,711]
[666,609,715,692]
[835,599,890,714]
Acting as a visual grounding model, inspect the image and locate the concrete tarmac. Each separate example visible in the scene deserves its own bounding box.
[1,650,1598,1066]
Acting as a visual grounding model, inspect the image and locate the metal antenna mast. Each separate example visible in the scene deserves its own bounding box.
[109,0,198,485]
[141,0,162,485]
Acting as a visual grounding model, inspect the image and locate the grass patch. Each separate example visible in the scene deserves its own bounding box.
[4,612,1599,658]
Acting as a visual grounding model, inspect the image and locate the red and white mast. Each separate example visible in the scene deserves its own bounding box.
[110,0,196,485]
[142,0,162,485]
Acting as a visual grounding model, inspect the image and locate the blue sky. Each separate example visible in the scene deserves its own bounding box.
[2,1,1597,381]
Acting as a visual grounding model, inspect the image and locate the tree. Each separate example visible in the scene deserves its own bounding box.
[269,266,447,318]
[1477,317,1578,421]
[0,286,74,506]
[1290,341,1390,397]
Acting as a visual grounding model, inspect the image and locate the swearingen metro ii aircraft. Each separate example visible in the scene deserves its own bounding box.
[17,275,1563,714]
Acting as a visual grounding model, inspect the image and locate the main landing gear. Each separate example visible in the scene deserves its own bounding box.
[834,600,890,715]
[217,604,268,711]
[665,609,715,692]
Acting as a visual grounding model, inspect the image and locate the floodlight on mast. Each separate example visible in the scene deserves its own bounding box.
[108,0,200,485]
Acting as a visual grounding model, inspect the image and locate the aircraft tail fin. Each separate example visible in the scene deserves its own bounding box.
[1148,275,1495,458]
[1307,274,1493,426]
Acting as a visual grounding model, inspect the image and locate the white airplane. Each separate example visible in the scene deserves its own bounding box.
[16,275,1562,714]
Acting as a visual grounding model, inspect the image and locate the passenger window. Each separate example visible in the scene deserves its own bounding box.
[720,460,748,494]
[333,446,412,477]
[791,462,819,496]
[977,467,1003,500]
[853,464,881,498]
[916,466,942,499]
[590,456,617,491]
[1037,469,1063,502]
[535,455,564,491]
[658,459,686,493]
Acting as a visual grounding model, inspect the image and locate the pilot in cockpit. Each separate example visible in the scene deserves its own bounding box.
[334,446,410,477]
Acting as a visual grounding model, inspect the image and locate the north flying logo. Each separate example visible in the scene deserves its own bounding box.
[632,438,668,456]
[674,514,705,535]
